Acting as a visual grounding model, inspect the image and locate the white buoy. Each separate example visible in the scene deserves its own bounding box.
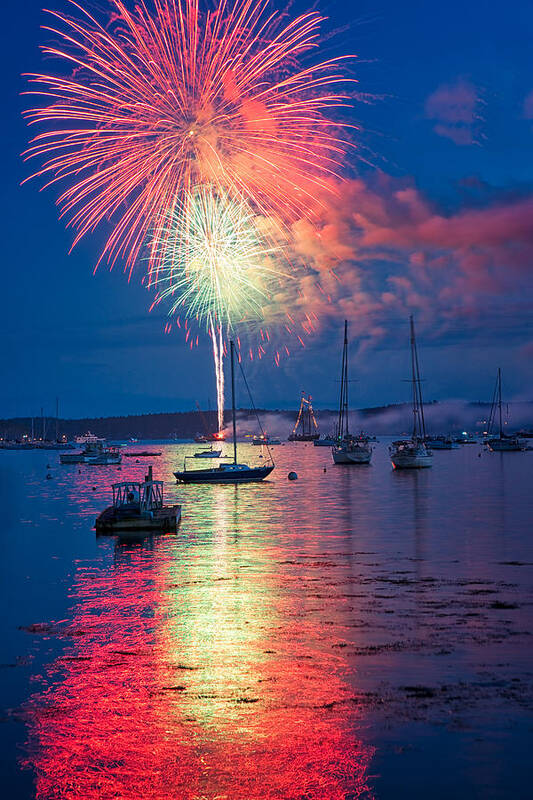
[288,471,298,480]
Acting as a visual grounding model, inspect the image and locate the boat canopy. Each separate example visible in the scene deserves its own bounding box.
[111,480,164,511]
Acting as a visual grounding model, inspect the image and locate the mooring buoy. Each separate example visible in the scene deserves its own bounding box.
[288,471,298,480]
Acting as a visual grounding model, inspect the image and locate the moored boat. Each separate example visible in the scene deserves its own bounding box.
[75,431,105,446]
[193,447,222,458]
[95,467,180,534]
[487,437,523,452]
[454,432,478,444]
[332,321,372,465]
[485,369,524,452]
[252,434,281,445]
[174,341,274,484]
[60,442,122,465]
[314,435,338,447]
[390,440,433,468]
[288,394,320,441]
[425,436,459,450]
[123,451,162,457]
[89,446,122,465]
[389,317,433,470]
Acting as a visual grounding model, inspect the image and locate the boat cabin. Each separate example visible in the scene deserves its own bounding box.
[112,467,163,515]
[95,466,181,534]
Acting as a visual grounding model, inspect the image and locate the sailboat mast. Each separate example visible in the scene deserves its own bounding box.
[230,341,237,465]
[344,320,349,436]
[410,317,418,439]
[337,320,348,438]
[410,316,427,440]
[55,397,59,441]
[498,367,503,439]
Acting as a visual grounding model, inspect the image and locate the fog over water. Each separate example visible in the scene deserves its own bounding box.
[237,400,533,438]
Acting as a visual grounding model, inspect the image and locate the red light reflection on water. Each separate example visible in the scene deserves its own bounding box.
[24,512,374,798]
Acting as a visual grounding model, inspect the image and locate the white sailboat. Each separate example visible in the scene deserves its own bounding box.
[485,369,523,452]
[332,320,372,465]
[389,317,433,469]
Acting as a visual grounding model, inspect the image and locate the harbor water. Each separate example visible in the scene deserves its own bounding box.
[1,441,532,798]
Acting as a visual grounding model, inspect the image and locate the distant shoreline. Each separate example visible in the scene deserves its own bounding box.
[1,400,531,440]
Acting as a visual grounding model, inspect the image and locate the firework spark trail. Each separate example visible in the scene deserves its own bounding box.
[23,0,356,274]
[210,316,225,432]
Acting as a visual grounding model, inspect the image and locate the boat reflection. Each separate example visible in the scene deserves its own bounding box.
[24,485,375,798]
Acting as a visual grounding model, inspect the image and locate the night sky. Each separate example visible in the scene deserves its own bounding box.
[2,0,532,419]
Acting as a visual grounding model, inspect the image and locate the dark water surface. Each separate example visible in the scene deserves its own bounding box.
[1,441,532,799]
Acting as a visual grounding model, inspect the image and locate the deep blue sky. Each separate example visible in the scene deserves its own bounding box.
[2,0,532,418]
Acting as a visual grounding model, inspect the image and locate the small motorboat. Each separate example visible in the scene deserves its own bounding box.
[425,436,459,450]
[193,447,222,458]
[313,435,338,447]
[454,433,477,444]
[89,446,122,465]
[75,431,105,446]
[61,442,122,465]
[252,434,281,445]
[95,467,181,535]
[123,451,162,457]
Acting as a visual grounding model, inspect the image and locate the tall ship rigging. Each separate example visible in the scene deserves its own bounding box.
[288,394,319,441]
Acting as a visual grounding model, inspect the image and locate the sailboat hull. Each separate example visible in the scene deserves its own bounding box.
[174,465,274,484]
[391,454,433,469]
[332,447,372,464]
[487,438,523,452]
[390,441,433,469]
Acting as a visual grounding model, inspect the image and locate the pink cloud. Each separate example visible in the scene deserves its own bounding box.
[286,175,533,343]
[425,79,481,145]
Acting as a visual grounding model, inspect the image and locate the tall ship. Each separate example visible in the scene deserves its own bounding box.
[485,369,523,451]
[288,394,319,441]
[389,317,433,469]
[332,320,372,465]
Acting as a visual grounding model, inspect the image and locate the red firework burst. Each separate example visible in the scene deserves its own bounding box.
[23,0,356,273]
